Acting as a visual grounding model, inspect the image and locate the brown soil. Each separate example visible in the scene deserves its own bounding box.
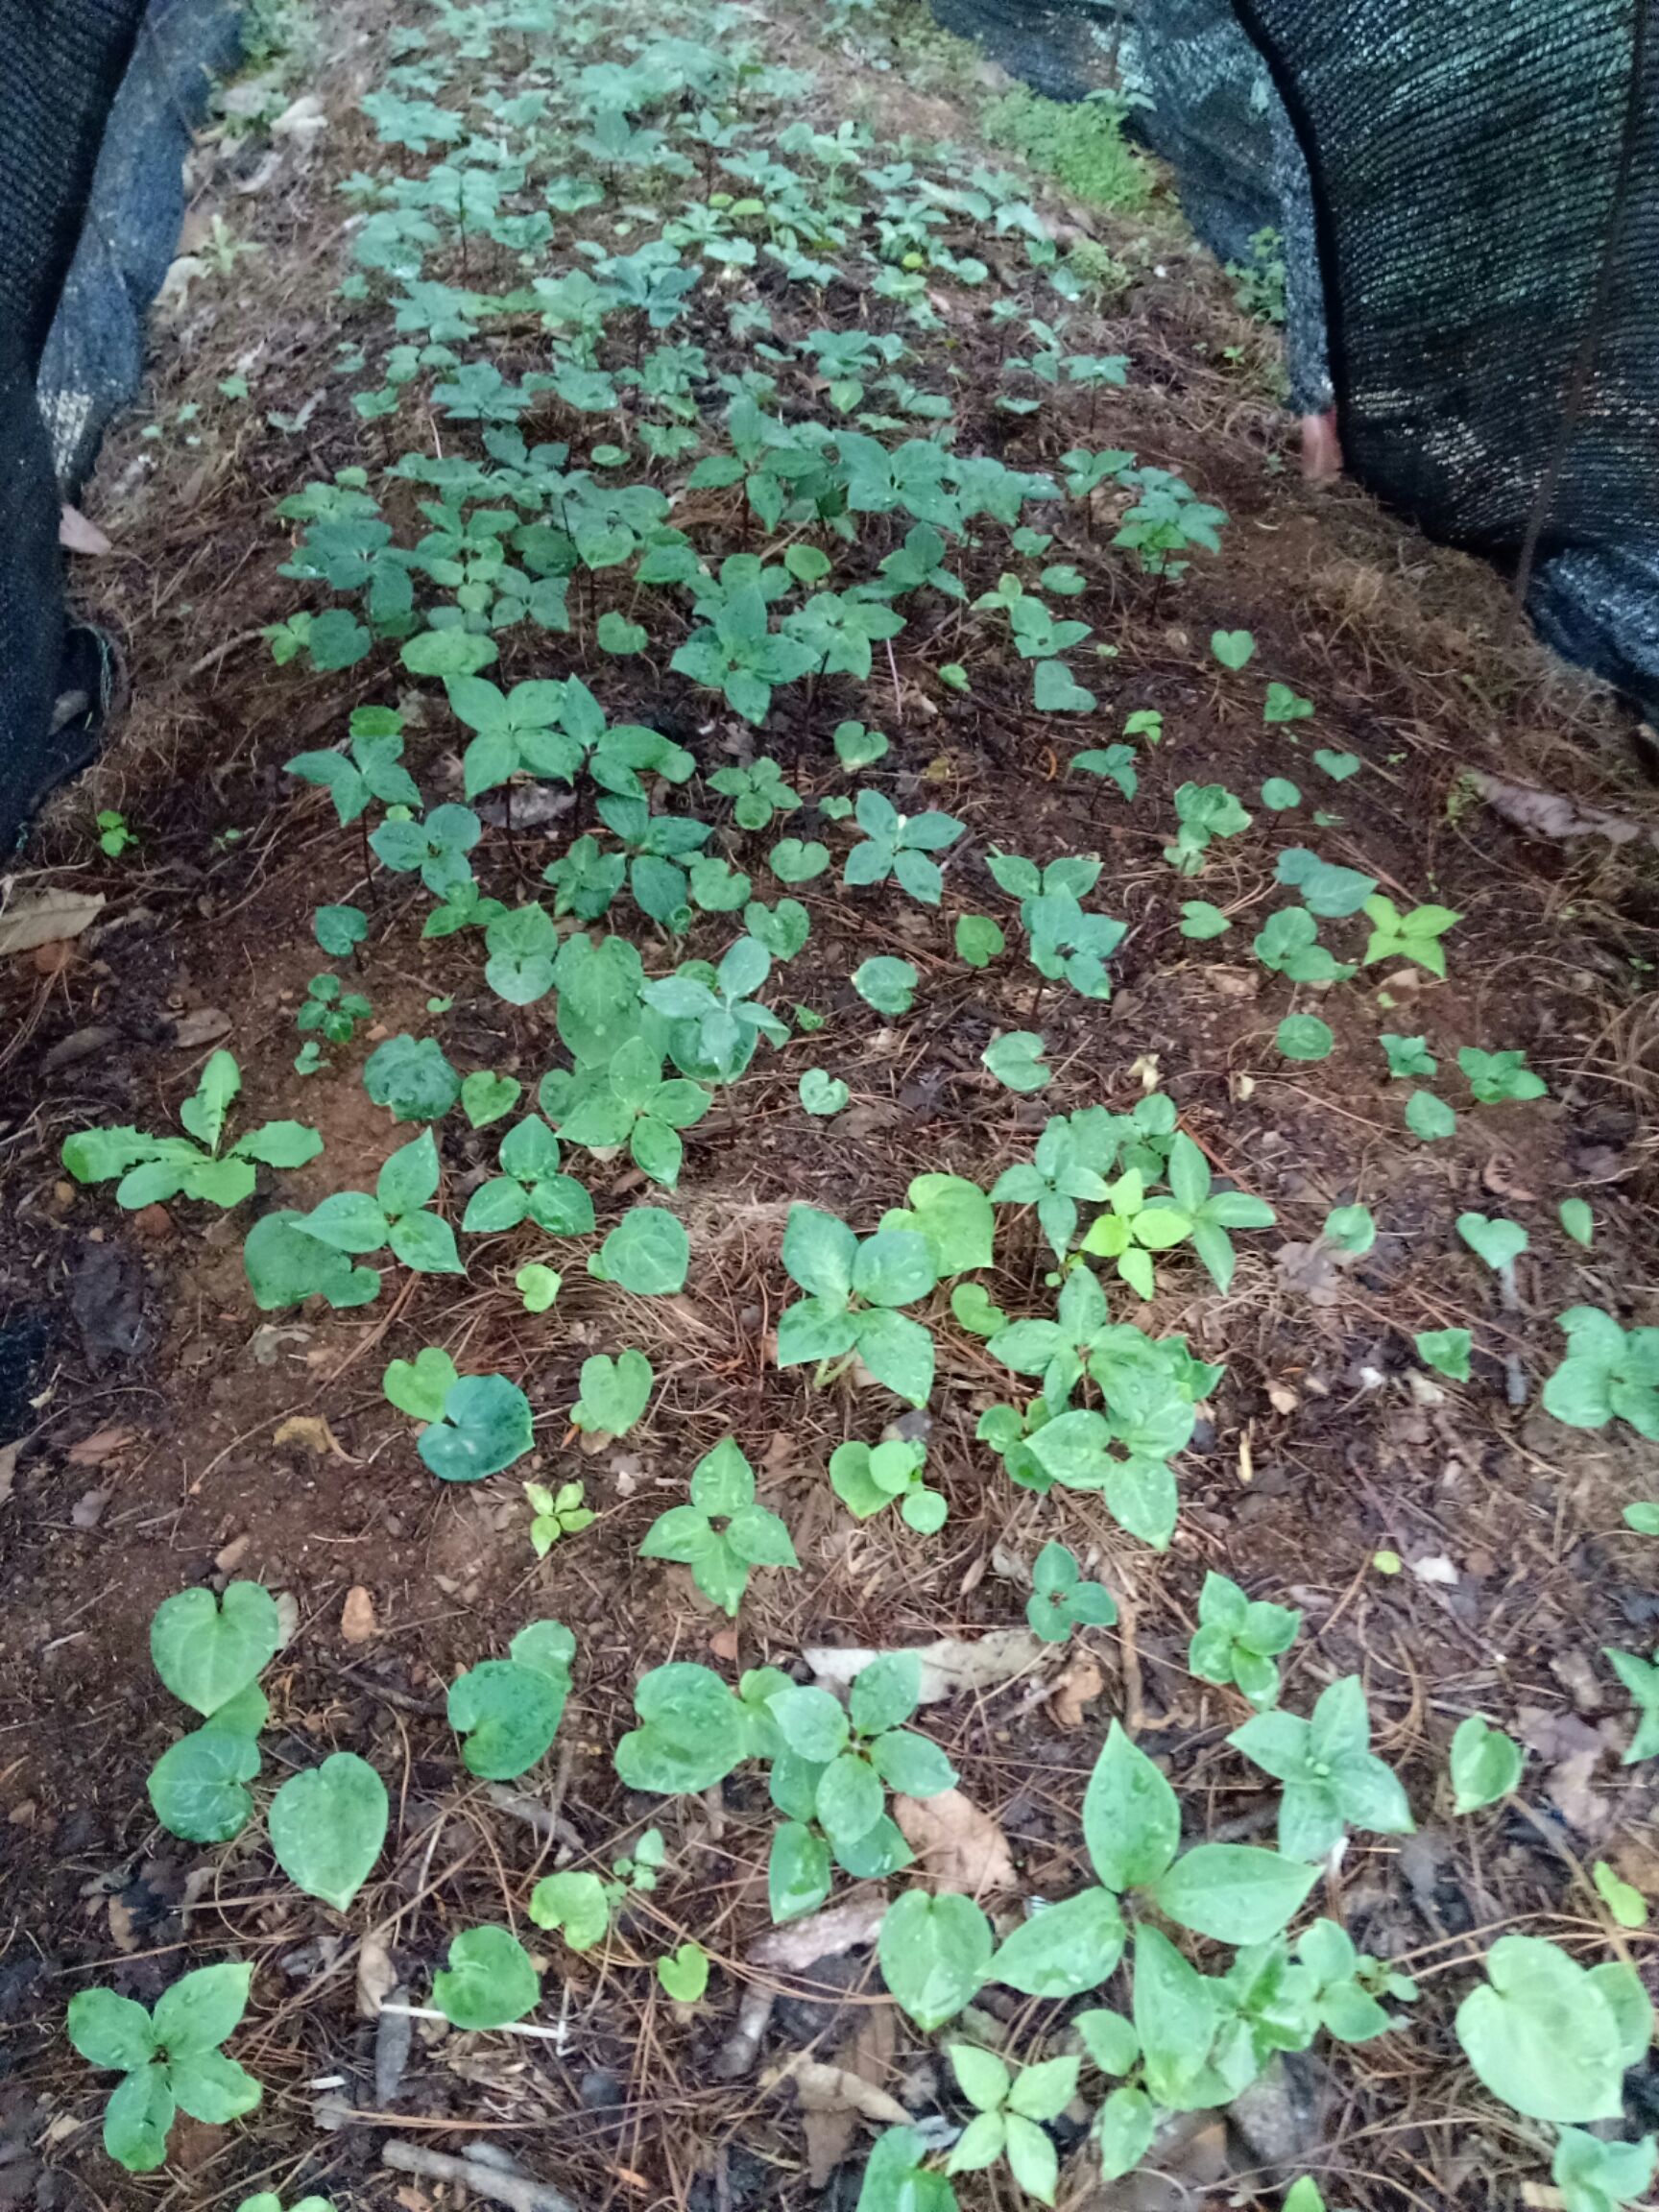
[3,5,1658,2210]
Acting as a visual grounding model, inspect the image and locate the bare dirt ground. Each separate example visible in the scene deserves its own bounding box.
[2,4,1657,2210]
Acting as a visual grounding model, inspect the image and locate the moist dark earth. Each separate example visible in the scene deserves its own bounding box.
[2,3,1658,2210]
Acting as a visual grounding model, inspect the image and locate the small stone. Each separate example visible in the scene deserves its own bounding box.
[131,1204,174,1242]
[70,1488,110,1530]
[214,1534,250,1575]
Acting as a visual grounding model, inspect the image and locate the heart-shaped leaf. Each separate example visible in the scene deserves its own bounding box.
[151,1583,281,1718]
[268,1752,388,1911]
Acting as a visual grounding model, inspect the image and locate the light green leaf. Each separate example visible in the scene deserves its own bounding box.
[878,1890,993,2031]
[1450,1715,1523,1814]
[432,1927,541,2030]
[150,1583,281,1718]
[1081,1721,1179,1891]
[267,1752,389,1911]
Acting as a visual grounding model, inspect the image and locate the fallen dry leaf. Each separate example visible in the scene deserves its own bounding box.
[59,504,111,555]
[66,1425,136,1466]
[172,1007,231,1049]
[340,1587,377,1645]
[356,1930,397,2020]
[273,1414,351,1459]
[107,1897,139,1953]
[1470,770,1658,850]
[708,1624,740,1663]
[780,2055,910,2124]
[804,1627,1046,1705]
[0,1439,21,1507]
[749,1896,886,1971]
[0,889,105,959]
[893,1789,1016,1895]
[1048,1654,1104,1731]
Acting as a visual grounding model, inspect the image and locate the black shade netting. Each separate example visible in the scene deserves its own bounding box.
[928,0,1659,722]
[0,0,240,853]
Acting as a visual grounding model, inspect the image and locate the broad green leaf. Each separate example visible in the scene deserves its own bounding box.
[1151,1844,1317,1941]
[102,2064,176,2172]
[1450,1715,1524,1814]
[571,1348,653,1435]
[432,1927,541,2030]
[590,1207,688,1293]
[168,2049,261,2124]
[990,1887,1124,1996]
[448,1656,569,1779]
[982,1030,1049,1092]
[955,914,1004,967]
[880,1175,993,1278]
[151,1583,281,1718]
[658,1942,709,2003]
[1406,1089,1457,1141]
[148,1728,260,1844]
[1082,1721,1179,1891]
[613,1663,748,1794]
[383,1345,459,1424]
[854,956,918,1015]
[1276,1014,1334,1062]
[267,1753,389,1910]
[1456,1212,1528,1272]
[528,1869,611,1951]
[800,1069,849,1116]
[66,1989,156,2072]
[878,1891,993,2031]
[419,1374,534,1480]
[1455,1935,1643,2122]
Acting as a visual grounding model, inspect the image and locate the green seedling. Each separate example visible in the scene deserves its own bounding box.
[463,1116,595,1234]
[830,1434,946,1532]
[145,1582,278,1844]
[298,974,373,1046]
[855,955,919,1014]
[294,1127,462,1277]
[709,756,800,830]
[448,1622,575,1781]
[431,1927,541,2031]
[97,808,135,856]
[1449,1715,1524,1813]
[1605,1647,1659,1763]
[384,1344,532,1481]
[983,1030,1050,1091]
[589,1206,690,1294]
[1361,896,1458,977]
[944,2044,1079,2205]
[1166,782,1250,874]
[1543,1307,1659,1436]
[643,937,785,1084]
[1455,1934,1650,2123]
[363,1033,462,1121]
[768,1650,955,1913]
[62,1051,322,1210]
[658,1943,710,2003]
[553,1035,716,1194]
[524,1479,594,1556]
[68,1962,261,2172]
[1026,1542,1116,1642]
[1188,1572,1300,1707]
[286,712,421,824]
[1459,1046,1546,1102]
[640,1437,798,1615]
[777,1203,939,1407]
[570,1348,654,1439]
[844,789,964,906]
[1229,1676,1414,1859]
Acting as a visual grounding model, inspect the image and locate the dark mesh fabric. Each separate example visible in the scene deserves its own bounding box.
[1237,0,1659,717]
[929,0,1659,719]
[0,0,147,851]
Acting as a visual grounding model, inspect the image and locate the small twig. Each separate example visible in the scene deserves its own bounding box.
[382,2140,586,2212]
[378,2003,571,2046]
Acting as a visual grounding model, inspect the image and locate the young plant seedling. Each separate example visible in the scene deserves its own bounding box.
[448,1621,576,1781]
[68,1963,261,2172]
[1188,1572,1301,1707]
[523,1479,594,1556]
[62,1051,322,1210]
[945,2044,1080,2206]
[829,1435,947,1531]
[768,1650,955,1915]
[639,1438,798,1614]
[1026,1541,1117,1642]
[777,1204,939,1407]
[1229,1675,1414,1858]
[843,788,964,906]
